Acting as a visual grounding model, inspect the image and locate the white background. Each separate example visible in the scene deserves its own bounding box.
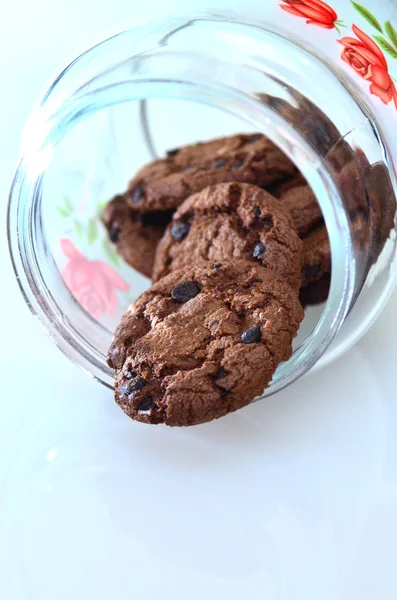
[1,1,397,599]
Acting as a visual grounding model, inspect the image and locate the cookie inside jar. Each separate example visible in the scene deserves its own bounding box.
[41,93,393,424]
[96,100,344,425]
[103,99,334,330]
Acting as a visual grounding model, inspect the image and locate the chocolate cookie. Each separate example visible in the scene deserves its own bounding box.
[270,172,307,197]
[301,226,331,287]
[125,133,297,213]
[107,260,304,426]
[299,272,331,308]
[102,195,172,278]
[274,180,331,286]
[152,182,303,291]
[278,184,323,238]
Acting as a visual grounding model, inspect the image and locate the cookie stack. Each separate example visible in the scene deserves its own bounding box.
[104,133,329,426]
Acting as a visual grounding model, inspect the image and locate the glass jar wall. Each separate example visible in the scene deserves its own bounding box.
[8,14,397,398]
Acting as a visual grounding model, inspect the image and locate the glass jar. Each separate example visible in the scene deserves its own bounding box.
[8,4,397,400]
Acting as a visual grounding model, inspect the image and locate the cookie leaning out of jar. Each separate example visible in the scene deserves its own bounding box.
[102,132,394,426]
[102,133,309,426]
[107,260,304,426]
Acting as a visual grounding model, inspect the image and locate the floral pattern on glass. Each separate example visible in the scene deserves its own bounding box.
[280,0,345,32]
[339,24,397,107]
[61,238,129,320]
[279,0,397,110]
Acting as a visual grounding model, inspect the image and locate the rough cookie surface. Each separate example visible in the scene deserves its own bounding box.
[299,272,331,308]
[102,195,172,278]
[125,133,297,212]
[278,184,323,238]
[152,183,303,291]
[301,226,331,286]
[107,260,304,427]
[270,172,307,197]
[272,177,331,287]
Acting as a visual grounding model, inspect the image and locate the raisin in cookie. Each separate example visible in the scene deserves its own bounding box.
[125,133,297,213]
[102,195,172,278]
[152,182,303,291]
[107,260,304,427]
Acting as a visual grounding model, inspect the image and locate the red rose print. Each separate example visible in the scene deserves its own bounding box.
[339,25,397,108]
[61,238,129,319]
[280,0,339,30]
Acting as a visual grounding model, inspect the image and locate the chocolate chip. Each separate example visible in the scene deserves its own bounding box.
[261,215,273,232]
[125,367,137,380]
[241,325,262,344]
[220,388,230,400]
[253,242,266,259]
[171,221,190,241]
[137,396,154,412]
[182,182,191,190]
[171,280,201,303]
[167,148,180,157]
[130,376,147,392]
[214,368,227,381]
[253,206,261,219]
[246,133,262,143]
[212,158,227,169]
[303,264,321,281]
[109,225,120,243]
[107,344,125,370]
[213,263,223,268]
[131,183,145,204]
[118,376,147,399]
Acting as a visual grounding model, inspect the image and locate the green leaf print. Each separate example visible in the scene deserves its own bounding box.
[373,35,397,59]
[74,219,84,239]
[385,21,397,50]
[56,205,70,218]
[97,200,108,216]
[351,2,383,33]
[63,196,74,214]
[102,238,120,267]
[87,218,98,245]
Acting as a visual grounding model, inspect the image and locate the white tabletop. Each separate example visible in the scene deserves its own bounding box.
[1,2,397,599]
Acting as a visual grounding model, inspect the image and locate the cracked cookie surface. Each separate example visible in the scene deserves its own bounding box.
[153,182,303,291]
[274,179,331,286]
[125,133,297,212]
[107,260,304,426]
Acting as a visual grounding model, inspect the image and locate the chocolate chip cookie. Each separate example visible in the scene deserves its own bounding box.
[299,273,331,308]
[125,133,297,213]
[274,179,331,288]
[107,260,304,426]
[301,226,331,287]
[102,195,172,278]
[277,184,323,238]
[152,182,303,291]
[270,172,307,197]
